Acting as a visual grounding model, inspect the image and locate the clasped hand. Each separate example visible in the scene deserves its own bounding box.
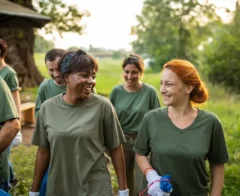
[146,170,172,196]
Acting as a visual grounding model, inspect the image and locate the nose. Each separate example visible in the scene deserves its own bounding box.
[160,84,166,94]
[87,76,95,83]
[127,73,133,79]
[53,70,60,78]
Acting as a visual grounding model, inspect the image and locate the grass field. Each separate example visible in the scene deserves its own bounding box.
[10,53,240,195]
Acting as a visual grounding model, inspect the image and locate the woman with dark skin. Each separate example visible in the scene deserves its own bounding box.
[30,50,128,196]
[134,59,229,196]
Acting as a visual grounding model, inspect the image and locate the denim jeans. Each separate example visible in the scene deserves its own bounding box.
[40,167,49,196]
[7,146,15,182]
[0,181,8,193]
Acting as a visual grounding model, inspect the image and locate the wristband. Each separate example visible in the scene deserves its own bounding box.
[143,167,154,176]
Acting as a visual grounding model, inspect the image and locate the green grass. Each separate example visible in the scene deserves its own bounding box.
[13,53,240,195]
[34,53,48,78]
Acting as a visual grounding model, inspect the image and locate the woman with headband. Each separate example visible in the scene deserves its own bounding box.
[30,49,129,196]
[110,54,160,196]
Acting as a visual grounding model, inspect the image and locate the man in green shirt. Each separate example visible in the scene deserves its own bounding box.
[35,49,66,117]
[0,77,20,193]
[35,49,66,196]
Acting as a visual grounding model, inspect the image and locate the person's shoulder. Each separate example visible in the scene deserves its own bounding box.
[38,79,54,89]
[111,84,123,92]
[145,107,166,118]
[110,84,123,97]
[143,83,157,92]
[4,65,17,75]
[198,109,221,122]
[92,93,110,103]
[40,94,62,108]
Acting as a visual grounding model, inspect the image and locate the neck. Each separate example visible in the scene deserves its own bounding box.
[53,80,66,86]
[63,92,84,105]
[168,103,196,119]
[0,59,6,68]
[124,81,142,92]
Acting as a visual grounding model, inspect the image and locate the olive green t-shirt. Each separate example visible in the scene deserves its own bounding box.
[32,93,125,196]
[134,107,229,196]
[35,79,66,116]
[0,77,19,182]
[0,65,19,91]
[110,83,160,134]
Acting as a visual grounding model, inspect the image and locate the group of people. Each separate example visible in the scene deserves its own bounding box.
[0,39,22,194]
[0,38,229,196]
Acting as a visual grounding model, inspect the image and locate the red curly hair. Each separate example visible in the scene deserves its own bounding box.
[163,59,208,104]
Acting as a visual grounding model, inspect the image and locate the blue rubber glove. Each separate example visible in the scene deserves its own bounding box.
[159,175,173,196]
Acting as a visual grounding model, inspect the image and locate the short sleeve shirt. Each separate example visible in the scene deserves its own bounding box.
[32,93,125,196]
[0,77,19,182]
[0,65,19,91]
[134,107,229,196]
[110,83,160,134]
[35,79,66,116]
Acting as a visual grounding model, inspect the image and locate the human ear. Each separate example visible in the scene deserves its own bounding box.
[64,74,68,82]
[185,85,194,94]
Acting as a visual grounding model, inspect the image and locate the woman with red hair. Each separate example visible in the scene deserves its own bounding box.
[134,59,229,196]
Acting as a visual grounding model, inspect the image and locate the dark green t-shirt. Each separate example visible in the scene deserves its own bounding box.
[32,93,125,196]
[0,77,19,182]
[0,65,19,91]
[134,107,229,196]
[110,83,160,134]
[35,79,66,116]
[35,79,97,117]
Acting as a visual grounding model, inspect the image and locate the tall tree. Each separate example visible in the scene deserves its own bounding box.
[0,0,88,87]
[203,1,240,93]
[132,0,219,70]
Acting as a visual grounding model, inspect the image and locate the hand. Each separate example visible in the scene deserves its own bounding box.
[11,131,22,148]
[118,189,129,196]
[146,170,173,196]
[29,192,39,196]
[146,170,162,196]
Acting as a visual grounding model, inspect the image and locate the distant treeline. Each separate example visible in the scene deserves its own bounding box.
[34,36,129,59]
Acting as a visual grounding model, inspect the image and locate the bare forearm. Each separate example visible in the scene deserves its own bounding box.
[0,119,20,152]
[12,90,21,119]
[109,145,127,190]
[135,153,152,176]
[31,147,50,192]
[210,164,225,196]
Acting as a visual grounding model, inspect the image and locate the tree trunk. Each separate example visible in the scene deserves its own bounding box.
[0,0,44,88]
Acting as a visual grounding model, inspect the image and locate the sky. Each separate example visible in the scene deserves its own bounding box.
[39,0,236,51]
[40,0,143,51]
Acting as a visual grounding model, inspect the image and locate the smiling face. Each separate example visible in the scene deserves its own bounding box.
[160,68,192,107]
[65,68,96,101]
[46,57,65,85]
[123,64,142,86]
